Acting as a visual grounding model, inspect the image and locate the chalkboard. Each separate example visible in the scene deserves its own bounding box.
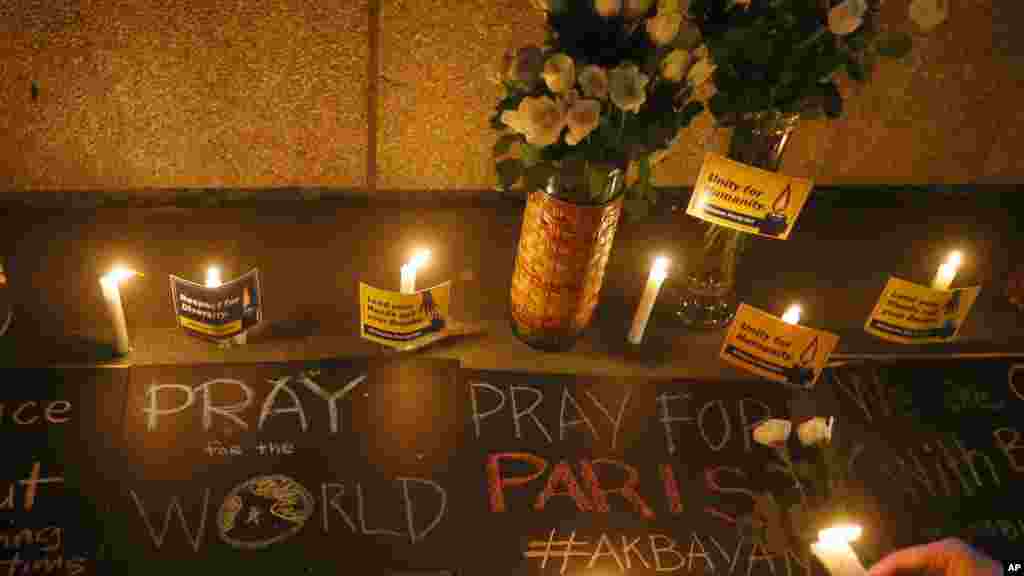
[2,357,1020,575]
[0,367,128,575]
[825,358,1024,563]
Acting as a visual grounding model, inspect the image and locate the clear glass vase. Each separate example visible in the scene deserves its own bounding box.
[676,112,800,330]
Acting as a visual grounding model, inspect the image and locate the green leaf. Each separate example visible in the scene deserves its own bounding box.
[877,31,913,59]
[496,158,524,190]
[521,141,543,167]
[678,100,704,128]
[523,163,557,194]
[493,134,520,157]
[846,57,867,82]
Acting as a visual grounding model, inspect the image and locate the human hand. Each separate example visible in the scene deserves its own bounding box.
[868,538,1003,576]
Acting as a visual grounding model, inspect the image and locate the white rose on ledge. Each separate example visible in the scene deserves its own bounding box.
[828,0,867,35]
[608,63,650,113]
[797,416,834,446]
[647,12,683,45]
[501,96,568,147]
[660,49,691,82]
[624,0,655,19]
[753,419,792,448]
[578,65,610,100]
[594,0,622,18]
[565,92,602,145]
[543,53,577,94]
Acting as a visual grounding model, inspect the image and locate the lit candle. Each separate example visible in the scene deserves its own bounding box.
[206,265,245,345]
[782,303,802,325]
[628,256,670,345]
[400,249,431,294]
[205,266,222,288]
[931,250,962,291]
[811,524,866,576]
[99,267,141,356]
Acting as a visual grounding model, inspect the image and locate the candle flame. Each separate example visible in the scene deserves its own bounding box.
[206,266,223,288]
[103,267,140,284]
[408,249,431,270]
[652,256,670,282]
[945,251,962,268]
[782,304,802,325]
[817,524,862,549]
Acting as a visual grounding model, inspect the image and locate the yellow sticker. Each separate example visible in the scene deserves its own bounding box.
[359,282,452,349]
[720,304,840,389]
[864,277,981,344]
[686,153,813,240]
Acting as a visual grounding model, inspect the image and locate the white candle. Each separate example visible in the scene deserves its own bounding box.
[931,250,962,291]
[401,249,430,294]
[782,303,802,325]
[206,265,246,345]
[811,524,866,576]
[99,267,140,356]
[628,257,670,344]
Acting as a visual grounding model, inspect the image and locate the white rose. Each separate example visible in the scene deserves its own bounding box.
[578,65,610,100]
[797,416,834,446]
[909,0,948,32]
[542,53,576,94]
[686,52,716,87]
[503,45,544,88]
[565,96,602,145]
[608,63,650,113]
[828,0,867,35]
[753,419,792,448]
[660,49,691,82]
[500,96,567,147]
[594,0,622,17]
[624,0,655,18]
[646,12,683,45]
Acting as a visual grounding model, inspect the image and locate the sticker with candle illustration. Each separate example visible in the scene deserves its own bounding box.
[864,277,981,344]
[359,281,452,349]
[720,303,839,389]
[169,268,262,342]
[686,152,814,240]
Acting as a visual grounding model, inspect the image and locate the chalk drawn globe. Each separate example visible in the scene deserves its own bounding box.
[217,474,315,550]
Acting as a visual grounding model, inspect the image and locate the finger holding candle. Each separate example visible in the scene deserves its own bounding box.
[931,250,962,291]
[628,256,670,345]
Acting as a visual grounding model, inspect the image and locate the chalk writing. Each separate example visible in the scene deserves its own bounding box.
[255,442,295,456]
[659,395,769,455]
[0,400,73,426]
[144,372,366,433]
[469,382,630,449]
[217,475,314,550]
[131,489,210,552]
[0,553,87,576]
[524,530,810,576]
[1,462,64,511]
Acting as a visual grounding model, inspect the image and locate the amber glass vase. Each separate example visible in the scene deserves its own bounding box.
[676,112,800,330]
[509,168,625,352]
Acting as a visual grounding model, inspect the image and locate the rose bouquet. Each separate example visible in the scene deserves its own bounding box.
[492,0,708,218]
[688,0,931,125]
[747,416,888,565]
